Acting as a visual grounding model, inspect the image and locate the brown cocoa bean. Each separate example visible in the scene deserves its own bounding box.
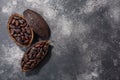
[21,36,25,40]
[35,44,40,48]
[17,34,21,37]
[13,34,17,37]
[25,36,29,40]
[26,61,32,65]
[15,20,19,26]
[31,47,36,50]
[14,29,21,33]
[20,32,24,36]
[24,40,29,44]
[24,33,29,37]
[16,37,22,42]
[11,19,16,25]
[29,53,33,59]
[9,25,16,29]
[26,29,31,34]
[10,29,15,35]
[19,19,25,24]
[36,52,41,59]
[14,16,20,20]
[20,22,27,27]
[21,28,26,33]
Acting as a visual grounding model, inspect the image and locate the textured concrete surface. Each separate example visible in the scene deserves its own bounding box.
[0,0,120,80]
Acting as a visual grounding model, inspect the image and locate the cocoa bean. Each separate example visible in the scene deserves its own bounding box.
[15,20,19,26]
[11,19,16,25]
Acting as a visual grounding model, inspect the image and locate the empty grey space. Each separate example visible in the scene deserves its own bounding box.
[0,0,120,80]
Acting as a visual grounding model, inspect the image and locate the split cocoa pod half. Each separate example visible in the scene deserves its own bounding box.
[21,41,49,72]
[8,13,34,46]
[23,9,50,40]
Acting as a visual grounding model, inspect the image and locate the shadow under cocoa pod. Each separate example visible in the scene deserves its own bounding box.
[31,31,46,44]
[18,46,28,52]
[25,45,53,76]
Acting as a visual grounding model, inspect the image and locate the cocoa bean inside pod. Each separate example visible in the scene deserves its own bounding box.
[8,13,34,46]
[23,9,51,40]
[21,41,49,72]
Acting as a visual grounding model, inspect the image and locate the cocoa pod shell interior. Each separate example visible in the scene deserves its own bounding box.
[7,13,34,46]
[21,41,49,72]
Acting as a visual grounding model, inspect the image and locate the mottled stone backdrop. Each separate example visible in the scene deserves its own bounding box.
[0,0,120,80]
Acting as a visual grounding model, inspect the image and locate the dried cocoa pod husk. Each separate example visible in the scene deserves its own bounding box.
[23,9,50,40]
[8,13,34,46]
[21,41,49,72]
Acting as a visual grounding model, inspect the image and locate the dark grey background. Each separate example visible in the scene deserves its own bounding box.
[0,0,120,80]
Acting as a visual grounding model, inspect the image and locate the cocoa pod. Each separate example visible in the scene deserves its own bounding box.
[23,9,50,40]
[21,41,49,72]
[8,13,34,46]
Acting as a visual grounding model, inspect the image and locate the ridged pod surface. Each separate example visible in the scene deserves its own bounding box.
[23,9,50,40]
